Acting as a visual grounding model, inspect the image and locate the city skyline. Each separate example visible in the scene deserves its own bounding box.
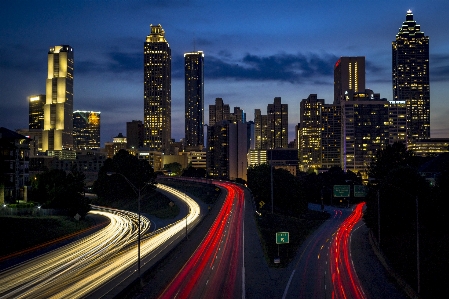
[1,1,449,146]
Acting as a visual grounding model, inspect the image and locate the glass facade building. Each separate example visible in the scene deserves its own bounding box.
[144,25,171,153]
[392,10,430,143]
[73,111,101,150]
[184,51,204,147]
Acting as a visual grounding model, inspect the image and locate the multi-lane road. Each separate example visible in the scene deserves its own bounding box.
[279,203,366,299]
[0,180,400,299]
[157,181,245,299]
[0,184,200,299]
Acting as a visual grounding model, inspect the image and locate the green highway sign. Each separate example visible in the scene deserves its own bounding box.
[276,232,289,244]
[333,185,350,197]
[354,185,367,197]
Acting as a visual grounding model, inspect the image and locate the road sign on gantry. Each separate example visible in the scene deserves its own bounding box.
[276,232,289,244]
[333,185,350,197]
[354,185,367,197]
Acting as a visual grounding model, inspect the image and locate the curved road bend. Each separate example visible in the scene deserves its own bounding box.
[0,184,200,299]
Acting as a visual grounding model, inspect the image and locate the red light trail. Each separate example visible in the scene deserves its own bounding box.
[158,181,245,299]
[329,202,366,299]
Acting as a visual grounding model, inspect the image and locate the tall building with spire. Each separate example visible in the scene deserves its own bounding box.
[184,51,204,148]
[42,45,74,151]
[393,10,430,143]
[144,24,171,153]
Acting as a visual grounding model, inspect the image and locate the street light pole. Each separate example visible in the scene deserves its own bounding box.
[377,189,380,247]
[107,172,144,286]
[416,195,420,295]
[270,149,273,214]
[137,188,141,282]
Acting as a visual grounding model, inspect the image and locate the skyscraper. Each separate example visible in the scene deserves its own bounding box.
[392,10,430,142]
[42,45,74,151]
[334,57,366,104]
[341,90,390,177]
[299,94,324,170]
[73,111,101,150]
[267,97,288,149]
[28,94,45,129]
[126,120,144,149]
[184,51,204,148]
[321,103,341,169]
[209,98,230,126]
[144,24,171,153]
[254,109,268,150]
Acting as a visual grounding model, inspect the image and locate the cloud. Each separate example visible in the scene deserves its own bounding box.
[76,50,142,79]
[205,52,338,83]
[0,44,47,73]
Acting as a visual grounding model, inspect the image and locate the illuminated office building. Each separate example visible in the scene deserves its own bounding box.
[127,120,144,149]
[184,51,204,147]
[299,94,324,170]
[393,10,430,142]
[388,100,407,145]
[209,98,230,126]
[341,90,390,178]
[42,45,74,151]
[206,120,247,181]
[321,104,341,169]
[267,97,288,149]
[144,24,171,153]
[73,111,101,150]
[254,109,268,150]
[29,94,45,130]
[334,57,365,104]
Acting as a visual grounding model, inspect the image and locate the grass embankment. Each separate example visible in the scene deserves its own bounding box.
[0,216,95,257]
[256,209,330,267]
[92,188,180,219]
[157,179,221,205]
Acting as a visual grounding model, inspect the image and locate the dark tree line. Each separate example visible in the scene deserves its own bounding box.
[247,163,364,217]
[30,168,90,217]
[93,150,157,203]
[364,142,449,298]
[247,164,307,217]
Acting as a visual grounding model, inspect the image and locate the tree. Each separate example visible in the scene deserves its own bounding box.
[164,162,183,176]
[247,164,307,216]
[368,142,415,180]
[30,168,90,217]
[182,166,206,178]
[94,149,156,203]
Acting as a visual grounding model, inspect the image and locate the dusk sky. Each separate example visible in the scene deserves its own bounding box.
[1,0,448,146]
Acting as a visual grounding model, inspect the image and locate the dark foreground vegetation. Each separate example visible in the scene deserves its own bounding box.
[92,149,179,218]
[364,142,449,298]
[256,210,329,267]
[157,178,221,205]
[0,216,95,257]
[246,164,332,267]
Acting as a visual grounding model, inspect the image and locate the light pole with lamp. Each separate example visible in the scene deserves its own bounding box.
[107,172,148,286]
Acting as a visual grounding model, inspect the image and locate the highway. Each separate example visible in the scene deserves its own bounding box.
[0,184,200,299]
[282,203,366,299]
[157,181,245,299]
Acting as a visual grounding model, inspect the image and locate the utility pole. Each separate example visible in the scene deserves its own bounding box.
[377,189,380,247]
[270,150,273,214]
[416,195,420,295]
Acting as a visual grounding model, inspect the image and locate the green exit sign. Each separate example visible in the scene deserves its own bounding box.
[276,232,289,244]
[333,185,350,197]
[354,185,367,197]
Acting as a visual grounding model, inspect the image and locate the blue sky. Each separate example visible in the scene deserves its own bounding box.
[1,0,448,146]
